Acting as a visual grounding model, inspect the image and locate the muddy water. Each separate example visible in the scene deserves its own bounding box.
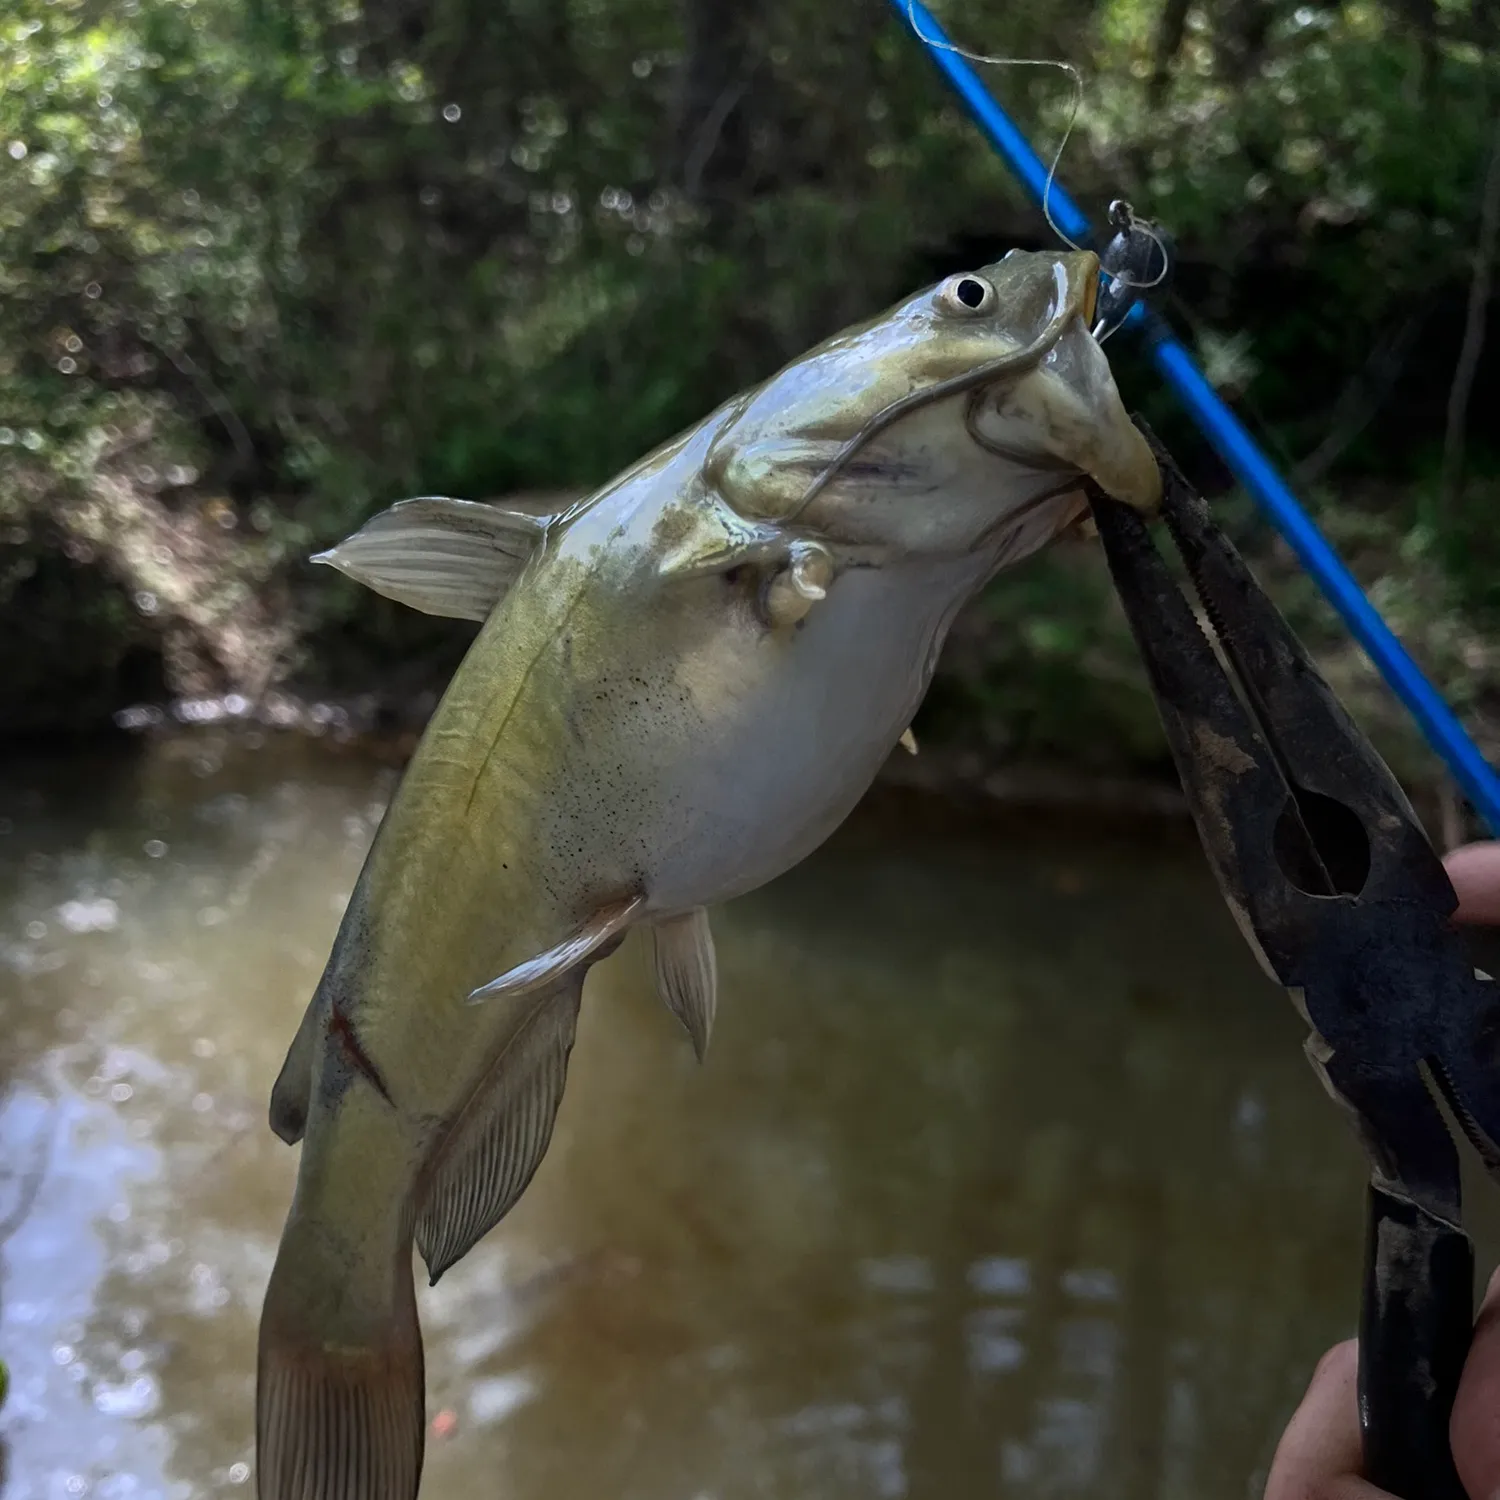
[2,734,1496,1500]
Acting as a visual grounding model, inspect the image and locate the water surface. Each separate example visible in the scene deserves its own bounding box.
[2,733,1494,1500]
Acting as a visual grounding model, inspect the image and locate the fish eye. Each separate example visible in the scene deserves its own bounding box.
[938,274,996,316]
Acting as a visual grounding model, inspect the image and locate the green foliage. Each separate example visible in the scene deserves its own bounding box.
[0,0,1496,766]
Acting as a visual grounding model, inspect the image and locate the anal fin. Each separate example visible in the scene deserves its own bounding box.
[650,908,717,1062]
[467,895,644,1003]
[416,980,583,1283]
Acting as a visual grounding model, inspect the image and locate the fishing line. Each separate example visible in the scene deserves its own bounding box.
[903,0,1169,312]
[778,9,1173,526]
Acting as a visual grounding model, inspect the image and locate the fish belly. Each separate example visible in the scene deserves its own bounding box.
[538,553,986,917]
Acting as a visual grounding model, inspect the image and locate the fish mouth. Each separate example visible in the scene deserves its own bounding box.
[1079,254,1100,330]
[783,252,1098,524]
[965,254,1162,514]
[785,248,1157,522]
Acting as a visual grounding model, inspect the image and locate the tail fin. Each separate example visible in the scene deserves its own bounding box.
[256,1218,425,1500]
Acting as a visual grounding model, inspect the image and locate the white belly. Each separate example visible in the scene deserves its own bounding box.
[578,552,992,915]
[516,442,1072,923]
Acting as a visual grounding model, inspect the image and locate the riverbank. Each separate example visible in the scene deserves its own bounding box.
[10,491,1486,847]
[38,702,1482,865]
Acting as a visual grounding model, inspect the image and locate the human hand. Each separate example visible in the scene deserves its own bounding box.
[1263,1267,1500,1499]
[1444,841,1500,928]
[1264,845,1500,1498]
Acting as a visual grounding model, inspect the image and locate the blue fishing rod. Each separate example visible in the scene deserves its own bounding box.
[889,0,1500,836]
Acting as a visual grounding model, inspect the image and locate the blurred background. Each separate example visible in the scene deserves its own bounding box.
[1,0,1498,1496]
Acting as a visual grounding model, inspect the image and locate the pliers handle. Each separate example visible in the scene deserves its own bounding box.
[1085,424,1500,1499]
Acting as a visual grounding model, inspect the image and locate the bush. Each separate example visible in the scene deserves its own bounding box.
[0,0,1496,770]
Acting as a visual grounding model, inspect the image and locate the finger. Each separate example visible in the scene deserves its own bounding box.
[1442,843,1500,926]
[1270,1481,1393,1500]
[1263,1341,1391,1500]
[1453,1265,1500,1500]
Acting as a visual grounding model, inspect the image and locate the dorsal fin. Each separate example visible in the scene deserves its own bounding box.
[312,496,551,622]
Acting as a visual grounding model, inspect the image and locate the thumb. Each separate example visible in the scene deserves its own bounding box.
[1442,843,1500,927]
[1452,1265,1500,1500]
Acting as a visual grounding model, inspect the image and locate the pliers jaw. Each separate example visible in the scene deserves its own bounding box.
[1086,423,1500,1497]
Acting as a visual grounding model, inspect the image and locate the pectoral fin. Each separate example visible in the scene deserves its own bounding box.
[312,496,550,622]
[467,895,646,1003]
[650,908,717,1062]
[656,495,785,582]
[416,979,582,1283]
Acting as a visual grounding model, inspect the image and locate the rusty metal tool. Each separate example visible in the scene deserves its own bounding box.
[1088,430,1500,1498]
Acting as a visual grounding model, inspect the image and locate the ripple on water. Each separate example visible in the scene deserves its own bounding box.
[3,736,1494,1500]
[0,1082,168,1497]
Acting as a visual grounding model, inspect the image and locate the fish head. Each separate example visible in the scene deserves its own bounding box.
[708,248,1161,564]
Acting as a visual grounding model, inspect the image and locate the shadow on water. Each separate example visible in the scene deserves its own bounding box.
[1,731,1497,1499]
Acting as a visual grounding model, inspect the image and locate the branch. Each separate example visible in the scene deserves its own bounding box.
[1148,0,1192,107]
[683,79,752,200]
[1294,304,1428,486]
[145,335,257,472]
[1440,111,1500,519]
[672,0,758,207]
[0,1121,52,1245]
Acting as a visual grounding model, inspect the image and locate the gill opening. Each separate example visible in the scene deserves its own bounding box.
[781,262,1086,522]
